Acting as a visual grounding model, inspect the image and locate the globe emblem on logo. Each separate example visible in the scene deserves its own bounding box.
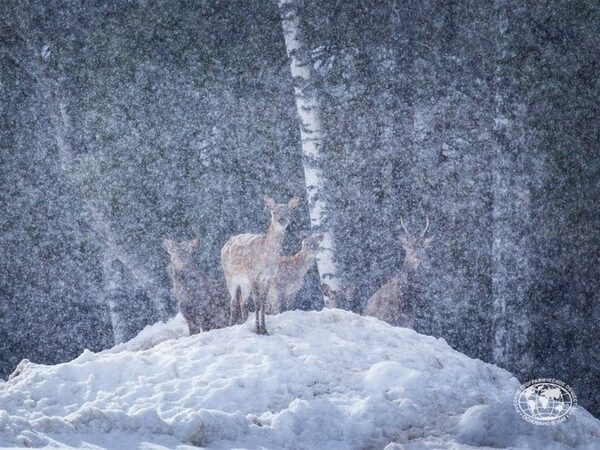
[514,378,577,425]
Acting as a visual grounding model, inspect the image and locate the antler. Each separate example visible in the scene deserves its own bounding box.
[399,216,412,238]
[401,215,430,240]
[420,216,429,239]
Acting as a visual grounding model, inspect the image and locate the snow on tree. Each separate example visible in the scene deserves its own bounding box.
[278,0,341,292]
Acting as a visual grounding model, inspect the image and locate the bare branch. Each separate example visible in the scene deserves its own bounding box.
[6,1,169,321]
[420,216,430,239]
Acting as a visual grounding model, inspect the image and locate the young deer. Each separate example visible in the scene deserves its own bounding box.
[364,217,433,328]
[163,238,229,334]
[266,234,324,314]
[221,195,300,334]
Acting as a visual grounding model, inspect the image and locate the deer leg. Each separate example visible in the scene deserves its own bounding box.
[240,286,249,323]
[240,304,248,322]
[266,285,277,315]
[200,312,213,332]
[186,317,202,335]
[229,286,240,326]
[259,291,268,334]
[255,306,262,333]
[229,299,237,326]
[251,284,261,333]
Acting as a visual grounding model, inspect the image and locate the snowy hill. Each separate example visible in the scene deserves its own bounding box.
[1,310,599,449]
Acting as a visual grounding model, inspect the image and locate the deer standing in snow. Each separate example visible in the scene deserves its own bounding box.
[221,195,300,334]
[266,234,324,314]
[320,283,358,311]
[163,238,229,334]
[365,217,433,328]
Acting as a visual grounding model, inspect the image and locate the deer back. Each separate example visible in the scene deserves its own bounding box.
[364,275,406,325]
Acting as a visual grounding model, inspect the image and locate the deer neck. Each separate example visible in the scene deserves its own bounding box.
[389,261,415,287]
[264,221,286,260]
[395,259,420,289]
[402,261,417,273]
[169,254,194,272]
[289,250,316,273]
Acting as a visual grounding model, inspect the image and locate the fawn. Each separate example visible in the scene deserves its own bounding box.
[266,234,324,314]
[221,195,300,334]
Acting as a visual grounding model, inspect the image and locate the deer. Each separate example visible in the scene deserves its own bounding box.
[221,195,300,334]
[320,283,358,311]
[163,238,229,335]
[266,234,324,314]
[364,216,433,328]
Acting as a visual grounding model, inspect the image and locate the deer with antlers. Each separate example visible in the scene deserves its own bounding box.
[266,234,324,314]
[364,217,433,328]
[221,195,300,334]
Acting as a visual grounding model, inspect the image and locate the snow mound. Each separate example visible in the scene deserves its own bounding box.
[1,309,599,449]
[108,313,189,353]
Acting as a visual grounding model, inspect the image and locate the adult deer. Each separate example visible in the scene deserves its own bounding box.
[364,216,433,328]
[266,234,324,314]
[221,195,300,334]
[163,238,229,334]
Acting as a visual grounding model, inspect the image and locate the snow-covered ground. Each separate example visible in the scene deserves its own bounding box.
[1,309,598,449]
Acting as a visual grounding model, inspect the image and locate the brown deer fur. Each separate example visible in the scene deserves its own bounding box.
[221,195,299,334]
[163,238,228,334]
[267,234,323,314]
[364,217,433,328]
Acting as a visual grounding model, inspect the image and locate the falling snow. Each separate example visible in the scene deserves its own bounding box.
[1,1,599,448]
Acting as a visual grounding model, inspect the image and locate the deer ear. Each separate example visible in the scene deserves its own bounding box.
[264,195,276,210]
[287,196,300,210]
[189,238,199,249]
[315,233,325,243]
[423,236,434,247]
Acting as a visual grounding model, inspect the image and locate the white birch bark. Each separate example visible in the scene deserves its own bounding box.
[278,0,340,293]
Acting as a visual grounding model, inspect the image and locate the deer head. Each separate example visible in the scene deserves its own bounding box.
[399,216,433,270]
[301,233,324,255]
[163,238,199,270]
[264,195,300,231]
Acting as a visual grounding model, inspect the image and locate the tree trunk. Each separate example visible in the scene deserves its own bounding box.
[278,0,340,292]
[491,1,532,371]
[53,95,169,323]
[101,251,128,344]
[7,3,169,324]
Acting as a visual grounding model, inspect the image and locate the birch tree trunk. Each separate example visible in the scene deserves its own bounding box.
[278,0,340,293]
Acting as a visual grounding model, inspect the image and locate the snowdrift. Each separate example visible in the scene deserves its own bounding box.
[1,309,599,449]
